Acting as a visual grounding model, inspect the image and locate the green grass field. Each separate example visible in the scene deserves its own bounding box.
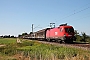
[0,38,17,44]
[0,38,90,60]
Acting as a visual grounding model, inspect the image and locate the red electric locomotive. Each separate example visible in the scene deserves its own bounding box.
[46,24,76,43]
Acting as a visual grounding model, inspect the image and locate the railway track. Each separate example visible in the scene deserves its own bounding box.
[36,40,90,50]
[24,38,90,50]
[69,43,90,50]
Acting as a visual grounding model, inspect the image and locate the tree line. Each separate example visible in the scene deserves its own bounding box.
[0,35,16,38]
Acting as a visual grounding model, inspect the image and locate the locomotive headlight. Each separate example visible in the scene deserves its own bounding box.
[68,35,72,36]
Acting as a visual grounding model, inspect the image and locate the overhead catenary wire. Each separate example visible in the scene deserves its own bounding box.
[55,3,90,23]
[60,6,90,20]
[75,15,90,22]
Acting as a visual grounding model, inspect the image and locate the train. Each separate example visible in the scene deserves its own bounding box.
[23,23,76,43]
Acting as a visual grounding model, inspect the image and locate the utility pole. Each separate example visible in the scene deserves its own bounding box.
[32,24,34,33]
[50,23,55,28]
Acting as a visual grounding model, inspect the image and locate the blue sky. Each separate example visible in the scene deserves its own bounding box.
[0,0,90,36]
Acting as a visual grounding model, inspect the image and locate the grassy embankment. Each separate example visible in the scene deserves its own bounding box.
[0,38,90,60]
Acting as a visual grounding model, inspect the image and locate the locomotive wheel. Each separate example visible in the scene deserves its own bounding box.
[56,40,62,43]
[68,40,73,44]
[65,40,73,44]
[62,40,65,43]
[47,39,51,42]
[60,40,62,43]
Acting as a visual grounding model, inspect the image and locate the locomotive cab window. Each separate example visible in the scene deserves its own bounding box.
[60,28,63,32]
[65,27,74,33]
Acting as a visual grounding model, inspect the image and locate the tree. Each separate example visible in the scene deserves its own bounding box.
[22,33,28,36]
[18,34,22,38]
[74,30,79,36]
[74,30,83,42]
[81,32,87,42]
[11,35,15,38]
[3,35,10,38]
[29,32,33,34]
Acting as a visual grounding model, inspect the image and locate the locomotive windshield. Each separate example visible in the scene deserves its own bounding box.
[65,27,74,33]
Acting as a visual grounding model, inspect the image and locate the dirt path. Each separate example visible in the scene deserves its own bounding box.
[0,45,5,47]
